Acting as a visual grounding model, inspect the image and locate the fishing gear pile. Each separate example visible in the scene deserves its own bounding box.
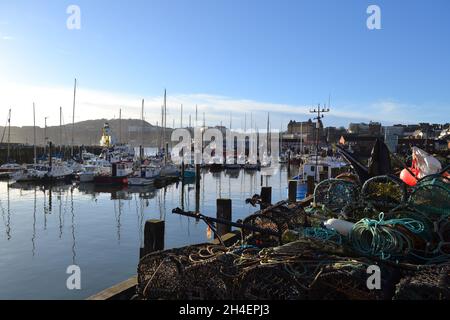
[134,143,449,300]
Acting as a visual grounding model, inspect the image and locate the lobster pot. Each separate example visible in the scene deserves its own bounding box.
[409,175,450,217]
[393,265,450,300]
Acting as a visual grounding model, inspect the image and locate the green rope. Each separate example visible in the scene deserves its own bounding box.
[349,212,424,260]
[302,227,343,245]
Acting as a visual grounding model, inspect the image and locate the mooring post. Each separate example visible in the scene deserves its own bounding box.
[307,175,315,196]
[288,180,297,203]
[141,219,165,257]
[260,187,272,209]
[216,199,232,237]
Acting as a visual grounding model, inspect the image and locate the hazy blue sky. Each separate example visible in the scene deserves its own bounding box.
[0,0,449,128]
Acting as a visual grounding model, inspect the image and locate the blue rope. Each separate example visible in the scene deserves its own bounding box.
[350,212,425,260]
[302,227,343,245]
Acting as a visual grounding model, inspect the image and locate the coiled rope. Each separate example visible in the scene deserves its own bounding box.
[350,212,425,260]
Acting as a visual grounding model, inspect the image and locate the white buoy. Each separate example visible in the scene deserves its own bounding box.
[324,219,355,237]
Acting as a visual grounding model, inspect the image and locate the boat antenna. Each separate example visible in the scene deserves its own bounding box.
[310,103,330,182]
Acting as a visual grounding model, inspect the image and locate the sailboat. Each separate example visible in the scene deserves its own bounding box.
[128,100,162,186]
[0,109,23,176]
[158,90,180,178]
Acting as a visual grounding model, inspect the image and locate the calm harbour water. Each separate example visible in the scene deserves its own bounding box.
[0,165,291,299]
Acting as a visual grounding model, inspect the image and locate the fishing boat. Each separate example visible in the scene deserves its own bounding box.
[10,164,73,183]
[128,165,161,186]
[160,163,180,177]
[94,162,129,185]
[288,155,348,201]
[0,163,23,173]
[78,165,98,183]
[183,165,196,178]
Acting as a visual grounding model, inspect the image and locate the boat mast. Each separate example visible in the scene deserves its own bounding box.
[141,99,144,160]
[119,108,122,145]
[33,103,36,164]
[7,108,11,162]
[180,104,183,128]
[300,121,303,155]
[160,105,163,154]
[71,78,77,157]
[59,106,62,151]
[164,89,167,164]
[266,112,270,155]
[195,105,198,127]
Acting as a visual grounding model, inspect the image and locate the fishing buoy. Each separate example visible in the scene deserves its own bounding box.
[324,219,355,237]
[400,168,418,187]
[206,226,212,240]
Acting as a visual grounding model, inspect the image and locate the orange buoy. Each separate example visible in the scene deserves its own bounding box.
[400,168,418,186]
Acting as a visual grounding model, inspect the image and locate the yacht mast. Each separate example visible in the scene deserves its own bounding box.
[141,99,145,161]
[33,103,36,164]
[163,89,167,164]
[71,78,77,157]
[59,106,62,151]
[7,108,11,161]
[180,104,183,128]
[119,108,122,144]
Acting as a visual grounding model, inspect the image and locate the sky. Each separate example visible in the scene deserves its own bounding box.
[0,0,449,129]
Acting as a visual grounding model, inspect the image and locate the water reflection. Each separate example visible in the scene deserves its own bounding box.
[0,166,292,299]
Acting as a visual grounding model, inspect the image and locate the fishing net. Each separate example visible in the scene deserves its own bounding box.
[235,239,393,300]
[393,264,450,300]
[361,175,407,213]
[240,202,308,247]
[313,179,359,214]
[409,175,450,217]
[136,244,226,300]
[241,214,283,248]
[136,238,392,300]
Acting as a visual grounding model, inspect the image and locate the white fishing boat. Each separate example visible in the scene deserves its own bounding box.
[78,165,98,183]
[128,165,161,186]
[0,163,23,173]
[11,164,73,183]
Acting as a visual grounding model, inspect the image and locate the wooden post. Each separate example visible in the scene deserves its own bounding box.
[141,219,165,257]
[195,163,201,213]
[307,175,315,196]
[260,187,272,209]
[288,180,297,203]
[216,199,232,237]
